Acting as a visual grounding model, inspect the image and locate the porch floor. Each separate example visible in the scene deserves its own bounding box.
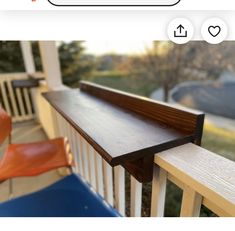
[0,120,67,202]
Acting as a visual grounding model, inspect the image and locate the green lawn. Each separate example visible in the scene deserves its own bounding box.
[202,123,235,162]
[90,71,157,97]
[89,71,235,217]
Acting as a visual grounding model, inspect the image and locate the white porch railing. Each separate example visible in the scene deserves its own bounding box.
[49,106,235,217]
[51,107,127,216]
[3,74,234,217]
[0,72,42,122]
[151,144,235,217]
[38,85,234,217]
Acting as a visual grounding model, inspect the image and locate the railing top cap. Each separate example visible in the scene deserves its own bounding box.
[155,143,235,215]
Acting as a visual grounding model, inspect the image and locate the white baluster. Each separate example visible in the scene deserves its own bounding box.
[87,145,96,189]
[130,176,142,217]
[80,137,90,182]
[180,186,202,217]
[95,153,104,197]
[150,166,167,217]
[114,166,125,216]
[103,160,114,206]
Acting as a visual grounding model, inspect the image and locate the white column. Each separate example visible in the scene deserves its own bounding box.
[20,41,36,73]
[20,41,38,119]
[38,41,63,90]
[38,41,63,138]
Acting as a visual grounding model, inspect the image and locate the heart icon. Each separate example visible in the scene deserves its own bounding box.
[208,26,221,37]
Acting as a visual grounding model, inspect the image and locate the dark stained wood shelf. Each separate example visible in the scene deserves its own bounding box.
[43,81,205,182]
[12,75,45,89]
[12,79,40,88]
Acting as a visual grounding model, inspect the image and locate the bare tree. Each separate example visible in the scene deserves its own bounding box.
[143,42,190,102]
[137,41,235,102]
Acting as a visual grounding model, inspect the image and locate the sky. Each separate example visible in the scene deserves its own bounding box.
[83,40,153,55]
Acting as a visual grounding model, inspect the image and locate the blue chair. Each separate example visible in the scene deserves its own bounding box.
[0,174,121,217]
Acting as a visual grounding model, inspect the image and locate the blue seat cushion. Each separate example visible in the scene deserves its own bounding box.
[0,174,121,217]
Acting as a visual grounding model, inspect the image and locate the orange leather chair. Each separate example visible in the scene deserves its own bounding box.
[0,107,74,196]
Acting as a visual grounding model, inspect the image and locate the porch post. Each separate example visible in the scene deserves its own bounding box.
[38,41,64,139]
[38,41,63,90]
[20,41,39,119]
[20,41,36,74]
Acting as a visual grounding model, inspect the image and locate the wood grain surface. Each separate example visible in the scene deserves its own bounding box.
[43,81,205,182]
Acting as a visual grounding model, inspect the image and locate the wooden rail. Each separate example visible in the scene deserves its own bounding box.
[151,143,235,217]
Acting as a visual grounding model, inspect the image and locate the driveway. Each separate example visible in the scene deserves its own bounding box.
[171,81,235,120]
[150,81,235,132]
